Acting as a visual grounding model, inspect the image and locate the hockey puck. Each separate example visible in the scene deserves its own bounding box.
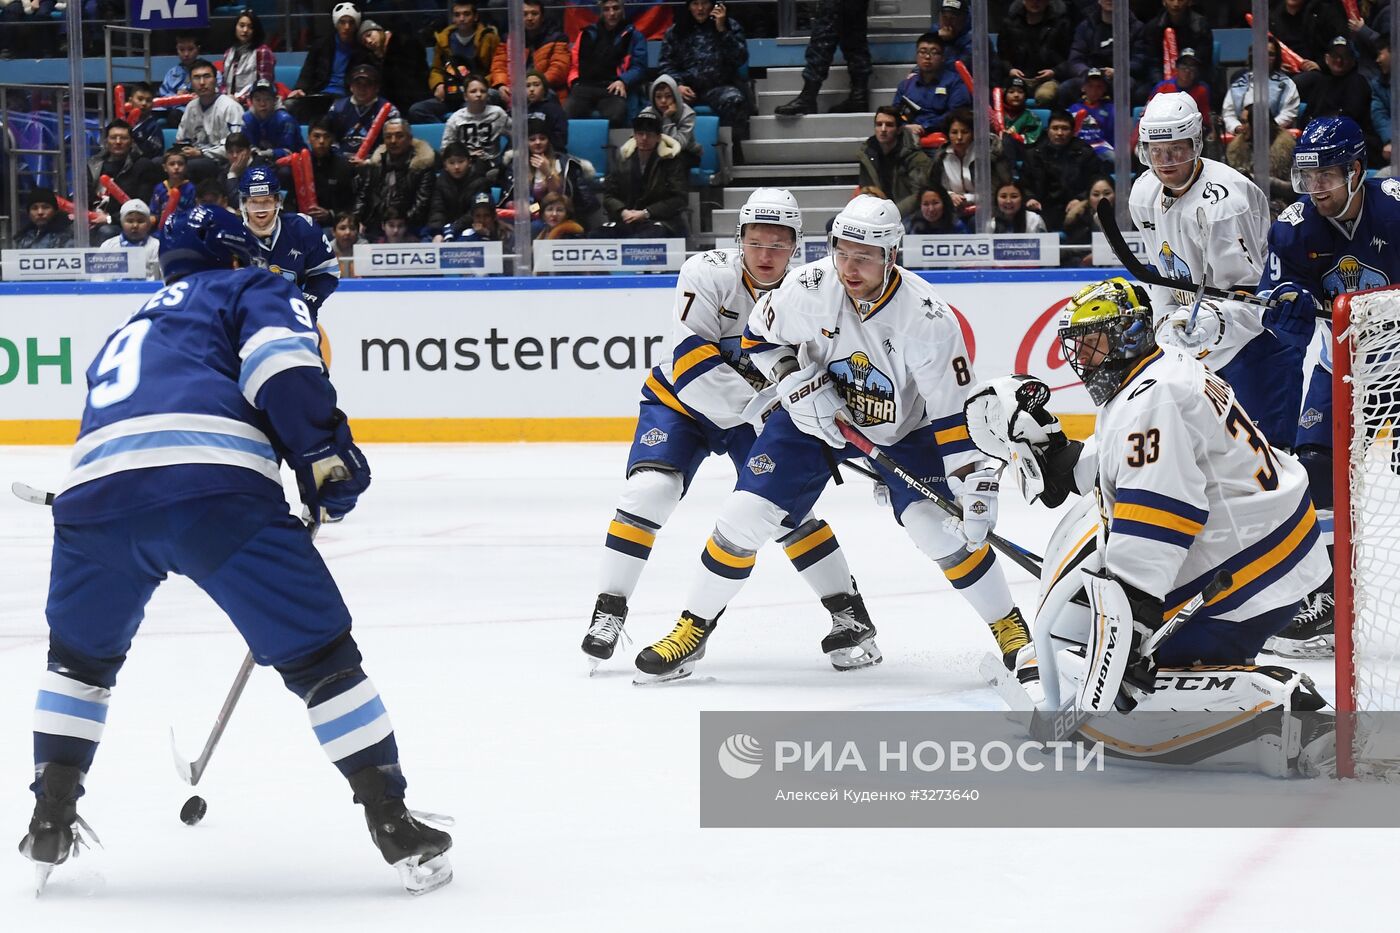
[180,795,207,826]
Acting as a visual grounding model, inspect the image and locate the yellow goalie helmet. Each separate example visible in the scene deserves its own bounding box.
[1058,277,1156,406]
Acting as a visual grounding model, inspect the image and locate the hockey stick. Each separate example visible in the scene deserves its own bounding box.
[12,482,55,506]
[1094,198,1316,315]
[835,421,1044,578]
[1184,206,1210,331]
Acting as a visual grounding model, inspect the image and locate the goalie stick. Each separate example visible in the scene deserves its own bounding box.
[1093,198,1324,316]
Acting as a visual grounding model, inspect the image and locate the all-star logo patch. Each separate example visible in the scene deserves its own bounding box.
[640,427,669,447]
[1299,407,1323,430]
[969,500,989,516]
[798,268,823,290]
[747,453,776,475]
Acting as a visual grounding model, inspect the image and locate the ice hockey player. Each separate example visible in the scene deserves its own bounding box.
[239,164,341,317]
[966,277,1334,776]
[632,194,1038,686]
[584,188,882,676]
[1256,115,1400,659]
[1129,91,1304,446]
[18,207,451,895]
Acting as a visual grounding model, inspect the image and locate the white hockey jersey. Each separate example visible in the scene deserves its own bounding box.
[742,258,981,473]
[1128,158,1270,369]
[1095,347,1329,623]
[642,248,771,430]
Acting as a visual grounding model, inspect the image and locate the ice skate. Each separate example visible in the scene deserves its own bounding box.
[18,763,99,895]
[582,593,630,673]
[820,590,882,671]
[634,612,716,684]
[989,607,1041,690]
[1264,591,1335,659]
[349,767,454,896]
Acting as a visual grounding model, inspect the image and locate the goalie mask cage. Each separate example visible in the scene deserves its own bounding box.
[1334,284,1400,779]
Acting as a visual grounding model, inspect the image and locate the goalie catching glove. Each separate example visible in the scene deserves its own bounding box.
[290,413,372,523]
[964,375,1083,507]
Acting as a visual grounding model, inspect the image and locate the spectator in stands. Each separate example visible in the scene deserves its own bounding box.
[287,3,364,123]
[125,83,166,161]
[413,0,501,123]
[930,107,1013,215]
[333,210,363,276]
[499,113,600,225]
[594,109,687,237]
[992,180,1048,233]
[429,142,491,238]
[305,117,357,224]
[1225,103,1297,212]
[1271,0,1345,98]
[222,133,253,207]
[996,0,1073,108]
[377,206,415,244]
[651,74,701,168]
[936,0,972,69]
[538,191,586,238]
[903,185,968,234]
[457,190,514,250]
[175,58,245,183]
[1221,37,1300,136]
[1350,0,1393,65]
[774,0,871,116]
[220,10,276,102]
[197,177,231,209]
[526,69,569,152]
[330,64,401,163]
[893,33,971,141]
[14,189,72,249]
[1002,76,1042,145]
[243,79,306,163]
[1021,109,1099,230]
[1070,68,1114,161]
[99,199,161,279]
[1060,0,1150,106]
[356,17,430,114]
[356,116,437,237]
[88,120,163,240]
[562,0,673,42]
[1372,45,1392,169]
[1060,174,1114,250]
[858,107,932,219]
[156,32,202,127]
[0,0,59,60]
[1142,0,1213,89]
[657,0,751,147]
[1303,36,1383,163]
[565,0,647,127]
[489,0,571,105]
[444,74,509,166]
[151,149,198,223]
[1148,47,1212,132]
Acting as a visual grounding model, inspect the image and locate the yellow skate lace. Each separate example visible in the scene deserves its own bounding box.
[651,617,705,663]
[989,612,1029,654]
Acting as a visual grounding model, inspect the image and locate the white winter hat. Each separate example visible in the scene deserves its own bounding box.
[332,3,360,27]
[120,198,151,218]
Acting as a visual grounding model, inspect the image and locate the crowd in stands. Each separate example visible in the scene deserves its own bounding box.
[4,0,1398,271]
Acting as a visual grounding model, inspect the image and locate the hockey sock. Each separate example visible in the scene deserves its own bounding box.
[597,469,684,599]
[902,501,1014,622]
[31,638,126,794]
[778,518,853,599]
[276,633,404,797]
[684,492,788,619]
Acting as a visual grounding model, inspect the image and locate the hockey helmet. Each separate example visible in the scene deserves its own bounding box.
[1057,277,1156,407]
[159,205,259,283]
[1291,116,1366,198]
[828,194,903,263]
[239,164,283,236]
[737,187,802,285]
[1135,92,1203,174]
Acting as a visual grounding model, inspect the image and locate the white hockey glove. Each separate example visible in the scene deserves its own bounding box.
[1156,301,1226,355]
[965,375,1082,507]
[947,465,1000,552]
[776,362,848,449]
[740,385,781,434]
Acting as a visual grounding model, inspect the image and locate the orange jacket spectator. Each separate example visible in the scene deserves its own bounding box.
[488,2,571,103]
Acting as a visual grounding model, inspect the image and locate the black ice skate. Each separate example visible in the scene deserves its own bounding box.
[820,590,882,671]
[582,593,630,672]
[18,763,100,895]
[1265,591,1335,659]
[634,611,716,684]
[990,607,1041,693]
[348,767,454,896]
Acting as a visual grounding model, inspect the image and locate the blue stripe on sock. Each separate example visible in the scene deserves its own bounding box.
[312,695,387,745]
[35,690,108,724]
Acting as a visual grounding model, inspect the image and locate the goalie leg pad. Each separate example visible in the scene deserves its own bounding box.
[1078,568,1137,714]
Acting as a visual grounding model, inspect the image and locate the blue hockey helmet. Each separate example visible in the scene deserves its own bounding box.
[238,163,282,201]
[1292,116,1366,194]
[159,205,259,282]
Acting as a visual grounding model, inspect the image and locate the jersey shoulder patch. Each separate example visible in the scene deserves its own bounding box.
[1381,178,1400,204]
[1277,201,1306,226]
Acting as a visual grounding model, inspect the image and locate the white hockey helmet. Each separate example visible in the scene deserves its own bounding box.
[736,187,803,245]
[827,194,903,263]
[1135,92,1203,173]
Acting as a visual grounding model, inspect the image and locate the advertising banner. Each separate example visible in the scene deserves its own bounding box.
[902,235,1060,269]
[1,250,143,282]
[1091,230,1148,267]
[532,239,686,273]
[129,0,208,29]
[352,242,503,276]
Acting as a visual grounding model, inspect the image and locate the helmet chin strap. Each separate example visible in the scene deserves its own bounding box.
[1337,166,1365,220]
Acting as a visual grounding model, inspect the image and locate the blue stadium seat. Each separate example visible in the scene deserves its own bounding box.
[1030,108,1051,129]
[691,114,720,187]
[163,127,179,151]
[411,122,446,151]
[274,64,301,89]
[568,118,610,176]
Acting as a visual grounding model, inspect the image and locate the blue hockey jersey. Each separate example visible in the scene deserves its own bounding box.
[1260,178,1400,305]
[54,269,335,524]
[250,212,340,313]
[242,109,307,160]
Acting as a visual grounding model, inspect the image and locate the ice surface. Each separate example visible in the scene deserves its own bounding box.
[0,443,1388,931]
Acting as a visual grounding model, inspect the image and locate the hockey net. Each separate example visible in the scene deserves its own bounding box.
[1335,284,1400,778]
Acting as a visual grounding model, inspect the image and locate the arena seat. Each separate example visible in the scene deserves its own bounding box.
[411,122,446,151]
[568,118,610,176]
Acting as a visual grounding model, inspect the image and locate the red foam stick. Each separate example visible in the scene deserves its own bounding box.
[955,60,974,95]
[55,194,106,226]
[159,186,181,229]
[354,103,393,161]
[1246,15,1305,72]
[114,83,126,120]
[151,93,195,109]
[1164,27,1178,80]
[275,153,297,167]
[98,174,131,205]
[991,86,1004,134]
[1343,0,1361,20]
[294,149,318,211]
